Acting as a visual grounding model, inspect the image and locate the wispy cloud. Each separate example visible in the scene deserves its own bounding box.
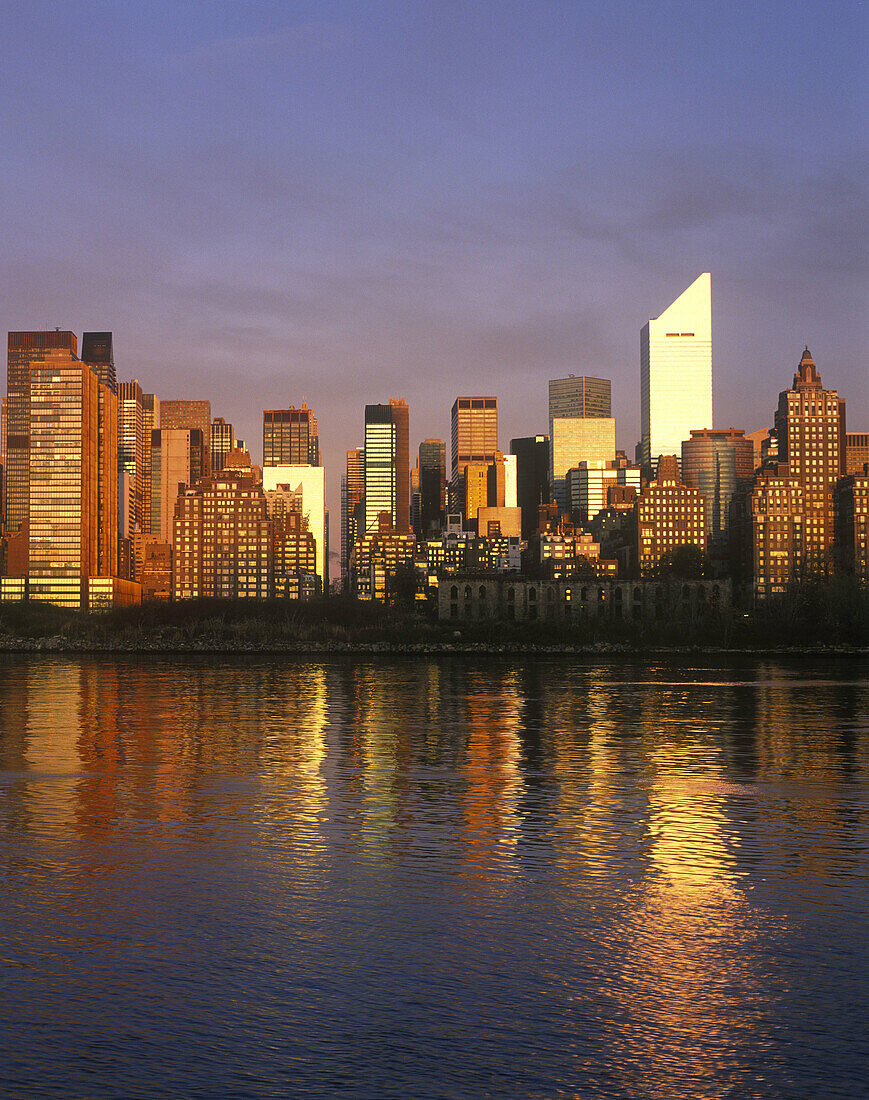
[172,21,351,67]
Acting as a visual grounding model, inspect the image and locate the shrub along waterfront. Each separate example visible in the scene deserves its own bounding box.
[0,579,866,652]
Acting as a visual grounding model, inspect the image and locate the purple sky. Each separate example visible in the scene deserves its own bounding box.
[2,1,866,523]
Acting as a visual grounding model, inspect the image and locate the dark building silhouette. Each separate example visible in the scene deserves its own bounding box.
[81,332,116,393]
[510,435,550,538]
[418,438,446,537]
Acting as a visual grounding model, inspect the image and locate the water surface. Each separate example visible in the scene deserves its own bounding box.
[1,655,867,1098]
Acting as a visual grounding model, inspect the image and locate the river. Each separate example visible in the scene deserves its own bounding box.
[1,654,867,1098]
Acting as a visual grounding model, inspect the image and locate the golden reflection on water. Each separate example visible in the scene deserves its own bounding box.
[1,656,866,1097]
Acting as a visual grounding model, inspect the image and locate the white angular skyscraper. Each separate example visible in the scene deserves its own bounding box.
[640,272,712,468]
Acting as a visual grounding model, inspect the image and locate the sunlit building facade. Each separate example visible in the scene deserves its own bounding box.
[210,417,236,473]
[548,375,611,420]
[6,330,78,535]
[262,463,327,590]
[636,455,707,575]
[160,399,211,474]
[150,428,205,543]
[27,350,124,607]
[549,417,616,513]
[172,461,270,600]
[263,403,319,467]
[749,463,804,598]
[774,348,844,572]
[640,273,713,469]
[451,396,498,483]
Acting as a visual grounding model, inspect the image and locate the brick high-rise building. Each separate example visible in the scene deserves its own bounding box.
[6,330,78,533]
[636,455,707,575]
[844,433,869,476]
[172,458,270,600]
[774,348,844,572]
[748,463,805,598]
[263,402,319,467]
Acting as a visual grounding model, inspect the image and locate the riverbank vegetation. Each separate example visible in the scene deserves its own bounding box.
[0,579,866,652]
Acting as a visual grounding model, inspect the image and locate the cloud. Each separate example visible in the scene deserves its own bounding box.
[172,21,351,68]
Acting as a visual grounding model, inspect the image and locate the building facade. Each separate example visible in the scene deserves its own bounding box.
[6,329,78,534]
[640,273,713,469]
[27,351,122,607]
[172,463,270,600]
[81,332,116,393]
[210,417,236,472]
[834,466,869,579]
[263,403,319,467]
[844,433,869,476]
[510,435,550,538]
[549,417,616,513]
[150,428,204,543]
[681,428,755,547]
[418,438,446,537]
[451,396,498,483]
[774,348,844,572]
[548,375,611,420]
[636,455,707,575]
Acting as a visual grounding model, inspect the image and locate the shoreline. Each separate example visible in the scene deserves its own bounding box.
[0,637,866,658]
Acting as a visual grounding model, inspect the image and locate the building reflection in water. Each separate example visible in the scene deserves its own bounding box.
[0,652,865,1099]
[460,666,522,880]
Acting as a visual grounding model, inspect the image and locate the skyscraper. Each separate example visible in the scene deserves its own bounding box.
[418,439,446,537]
[510,435,550,538]
[211,417,236,473]
[27,349,119,607]
[262,464,327,590]
[81,332,116,393]
[150,428,204,543]
[342,445,365,583]
[6,330,78,533]
[549,417,616,512]
[363,400,410,536]
[160,399,210,474]
[118,381,147,536]
[681,428,755,547]
[636,456,707,575]
[774,347,844,570]
[141,393,159,535]
[640,273,712,469]
[451,397,498,483]
[548,376,611,420]
[263,402,319,466]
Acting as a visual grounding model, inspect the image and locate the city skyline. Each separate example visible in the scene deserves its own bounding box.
[0,2,865,522]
